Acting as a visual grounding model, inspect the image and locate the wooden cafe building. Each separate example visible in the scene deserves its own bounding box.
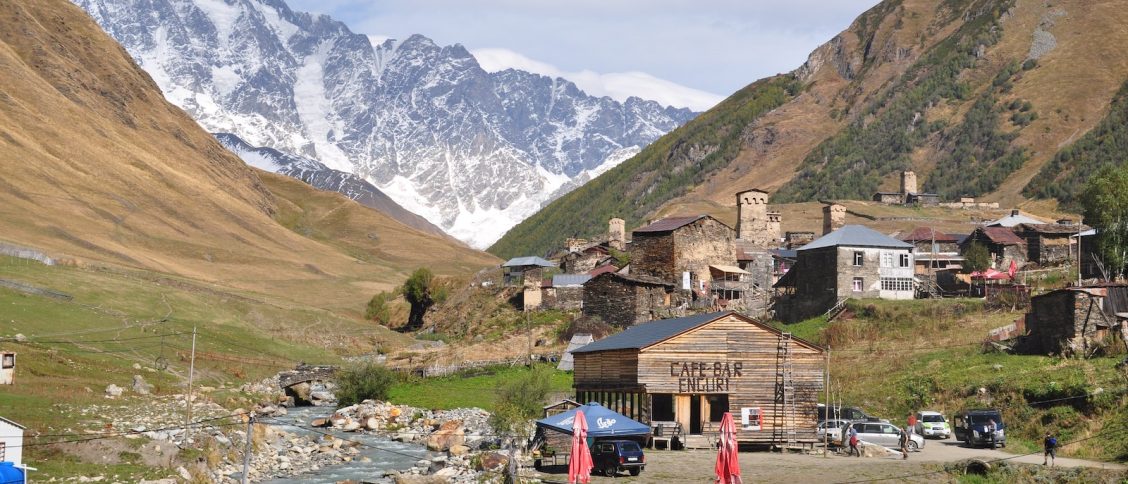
[570,311,825,448]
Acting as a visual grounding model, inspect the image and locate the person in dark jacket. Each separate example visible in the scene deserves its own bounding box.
[898,427,910,460]
[1043,432,1057,466]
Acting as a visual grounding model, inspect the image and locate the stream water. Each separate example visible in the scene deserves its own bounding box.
[262,406,432,484]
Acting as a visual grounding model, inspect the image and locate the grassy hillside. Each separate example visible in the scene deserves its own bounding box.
[1024,79,1128,207]
[0,0,496,315]
[493,0,1128,258]
[780,299,1128,462]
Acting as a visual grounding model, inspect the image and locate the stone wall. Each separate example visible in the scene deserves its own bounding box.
[823,204,845,235]
[554,286,584,311]
[609,218,626,250]
[582,274,672,327]
[672,218,737,285]
[561,251,607,273]
[1022,290,1114,355]
[736,189,778,249]
[1028,235,1073,265]
[632,217,736,286]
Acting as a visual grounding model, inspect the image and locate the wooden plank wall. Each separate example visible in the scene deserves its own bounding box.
[638,315,824,444]
[573,349,639,387]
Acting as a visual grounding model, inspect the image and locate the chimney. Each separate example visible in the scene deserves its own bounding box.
[608,218,625,250]
[823,203,846,235]
[1011,209,1021,217]
[900,171,918,196]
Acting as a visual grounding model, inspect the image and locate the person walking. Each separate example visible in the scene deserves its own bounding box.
[898,427,910,460]
[1043,432,1057,466]
[907,413,917,436]
[987,419,998,449]
[847,425,860,457]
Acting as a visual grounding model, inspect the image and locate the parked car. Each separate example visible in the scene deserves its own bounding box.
[914,411,951,439]
[817,404,874,422]
[817,419,851,444]
[591,439,645,476]
[953,409,1006,448]
[845,422,924,452]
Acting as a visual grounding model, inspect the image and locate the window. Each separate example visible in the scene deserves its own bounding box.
[853,251,864,266]
[899,253,911,268]
[881,277,914,292]
[881,252,893,267]
[852,277,863,292]
[1,354,11,369]
[0,442,5,461]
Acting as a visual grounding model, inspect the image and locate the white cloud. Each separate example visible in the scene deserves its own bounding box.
[471,48,724,111]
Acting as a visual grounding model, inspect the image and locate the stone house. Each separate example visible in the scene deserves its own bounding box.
[502,256,556,286]
[629,215,736,290]
[901,227,960,254]
[961,227,1026,268]
[1019,286,1127,356]
[560,246,612,274]
[774,225,915,322]
[541,274,591,311]
[582,272,676,327]
[784,231,815,249]
[1014,222,1089,265]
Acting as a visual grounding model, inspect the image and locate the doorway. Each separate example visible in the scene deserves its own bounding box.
[690,395,702,434]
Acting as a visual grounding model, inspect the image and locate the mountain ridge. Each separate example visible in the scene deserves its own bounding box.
[73,0,697,248]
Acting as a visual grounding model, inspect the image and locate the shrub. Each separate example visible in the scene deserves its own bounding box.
[336,363,399,406]
[365,292,392,325]
[489,365,555,439]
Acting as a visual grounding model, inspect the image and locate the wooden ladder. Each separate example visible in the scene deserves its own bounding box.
[773,332,797,451]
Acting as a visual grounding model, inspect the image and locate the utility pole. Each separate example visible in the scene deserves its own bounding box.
[241,413,255,484]
[1077,217,1084,287]
[185,326,197,435]
[823,345,830,458]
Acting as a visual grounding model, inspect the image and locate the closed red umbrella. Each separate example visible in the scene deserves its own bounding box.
[568,410,593,484]
[715,412,742,483]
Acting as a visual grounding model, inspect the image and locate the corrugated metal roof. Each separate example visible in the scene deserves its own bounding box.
[552,274,592,287]
[572,312,731,353]
[710,265,750,274]
[798,225,913,251]
[587,265,619,276]
[633,215,708,233]
[977,227,1025,245]
[502,256,556,268]
[901,227,959,242]
[987,213,1045,227]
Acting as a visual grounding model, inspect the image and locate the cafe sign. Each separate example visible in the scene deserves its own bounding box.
[670,361,743,393]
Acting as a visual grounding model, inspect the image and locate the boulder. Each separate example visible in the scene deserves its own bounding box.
[363,417,381,430]
[425,428,465,452]
[310,418,330,428]
[342,421,361,432]
[105,384,124,398]
[448,445,470,457]
[131,374,153,395]
[290,382,312,402]
[393,476,449,484]
[329,413,348,427]
[477,452,509,471]
[860,442,898,458]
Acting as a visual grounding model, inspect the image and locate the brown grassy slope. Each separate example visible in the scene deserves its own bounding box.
[0,0,496,310]
[656,0,1128,220]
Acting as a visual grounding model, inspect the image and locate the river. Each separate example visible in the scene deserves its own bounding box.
[262,406,433,484]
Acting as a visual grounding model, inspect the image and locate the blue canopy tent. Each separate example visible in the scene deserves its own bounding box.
[0,462,24,484]
[536,402,651,437]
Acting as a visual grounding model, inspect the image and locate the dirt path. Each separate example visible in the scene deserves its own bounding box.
[532,439,1125,483]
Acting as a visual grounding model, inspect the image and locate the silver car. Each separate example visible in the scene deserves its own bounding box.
[847,422,924,451]
[817,419,851,443]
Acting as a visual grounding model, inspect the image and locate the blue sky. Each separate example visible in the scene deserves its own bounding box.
[285,0,881,110]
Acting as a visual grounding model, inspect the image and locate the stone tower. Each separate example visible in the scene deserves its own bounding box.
[901,170,918,197]
[736,189,778,249]
[823,203,846,235]
[608,218,626,251]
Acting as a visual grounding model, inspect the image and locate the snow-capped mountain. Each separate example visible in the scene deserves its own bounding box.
[73,0,696,248]
[213,133,450,239]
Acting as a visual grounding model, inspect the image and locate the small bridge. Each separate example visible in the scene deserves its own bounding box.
[277,364,338,389]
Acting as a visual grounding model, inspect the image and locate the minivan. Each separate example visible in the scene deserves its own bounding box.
[591,439,645,476]
[953,409,1006,448]
[817,404,872,422]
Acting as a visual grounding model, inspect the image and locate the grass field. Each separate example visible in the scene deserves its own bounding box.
[388,364,574,411]
[778,298,1128,462]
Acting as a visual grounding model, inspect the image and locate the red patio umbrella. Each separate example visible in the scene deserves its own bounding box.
[568,410,593,484]
[715,412,742,484]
